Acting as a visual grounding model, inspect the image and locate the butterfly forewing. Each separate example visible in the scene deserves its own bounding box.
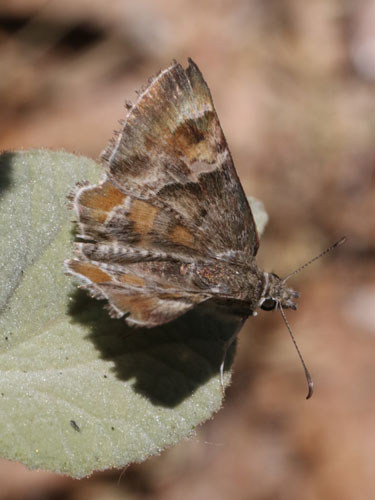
[102,59,258,260]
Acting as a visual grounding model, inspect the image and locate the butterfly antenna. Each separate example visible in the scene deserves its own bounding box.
[283,236,347,283]
[278,303,314,399]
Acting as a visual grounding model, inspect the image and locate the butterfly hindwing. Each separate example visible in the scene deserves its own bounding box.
[67,259,209,326]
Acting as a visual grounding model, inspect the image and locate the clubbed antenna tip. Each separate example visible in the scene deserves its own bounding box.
[306,374,314,400]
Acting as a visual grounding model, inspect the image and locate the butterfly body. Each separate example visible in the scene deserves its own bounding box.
[66,59,299,327]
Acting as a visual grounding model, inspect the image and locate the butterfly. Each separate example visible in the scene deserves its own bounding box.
[65,58,302,328]
[65,59,347,398]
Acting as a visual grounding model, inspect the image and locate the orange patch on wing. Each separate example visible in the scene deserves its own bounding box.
[128,200,159,235]
[108,291,203,325]
[79,181,125,223]
[171,112,217,163]
[110,294,158,319]
[69,261,112,283]
[118,274,145,287]
[170,225,195,248]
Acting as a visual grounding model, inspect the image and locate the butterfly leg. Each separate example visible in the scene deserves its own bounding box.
[220,317,246,393]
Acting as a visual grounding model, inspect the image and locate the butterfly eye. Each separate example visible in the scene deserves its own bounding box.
[261,298,277,311]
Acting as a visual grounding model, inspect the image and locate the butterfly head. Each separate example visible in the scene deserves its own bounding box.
[258,272,299,312]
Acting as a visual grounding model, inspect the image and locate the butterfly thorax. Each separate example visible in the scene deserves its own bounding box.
[183,260,259,308]
[187,262,299,317]
[190,259,258,291]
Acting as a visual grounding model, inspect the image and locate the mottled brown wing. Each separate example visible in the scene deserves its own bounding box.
[102,59,259,263]
[67,259,209,327]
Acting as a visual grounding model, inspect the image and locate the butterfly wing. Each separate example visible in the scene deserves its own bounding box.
[67,259,209,327]
[102,59,259,262]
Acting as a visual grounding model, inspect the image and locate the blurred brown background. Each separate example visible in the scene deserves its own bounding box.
[0,0,374,499]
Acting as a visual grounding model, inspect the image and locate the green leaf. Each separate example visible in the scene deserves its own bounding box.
[0,150,267,478]
[247,195,268,238]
